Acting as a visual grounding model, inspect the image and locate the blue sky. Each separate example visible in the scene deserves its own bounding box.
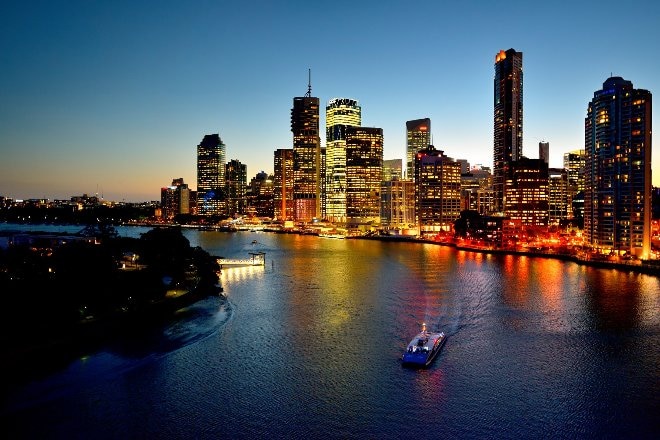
[1,0,659,202]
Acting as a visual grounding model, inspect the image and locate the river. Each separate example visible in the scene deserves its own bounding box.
[2,227,659,439]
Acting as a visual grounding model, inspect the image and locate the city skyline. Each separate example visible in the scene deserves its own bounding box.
[1,1,659,202]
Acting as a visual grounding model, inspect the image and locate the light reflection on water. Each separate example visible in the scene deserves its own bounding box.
[3,230,659,439]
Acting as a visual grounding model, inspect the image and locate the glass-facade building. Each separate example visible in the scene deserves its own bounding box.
[345,126,383,228]
[504,157,549,228]
[325,98,361,223]
[494,49,523,213]
[273,148,294,221]
[406,118,431,180]
[225,159,247,217]
[197,134,226,216]
[291,95,321,222]
[584,76,652,257]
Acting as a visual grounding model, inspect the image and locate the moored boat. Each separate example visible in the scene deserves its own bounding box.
[401,323,446,367]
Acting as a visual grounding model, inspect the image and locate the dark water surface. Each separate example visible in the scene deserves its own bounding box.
[2,230,659,439]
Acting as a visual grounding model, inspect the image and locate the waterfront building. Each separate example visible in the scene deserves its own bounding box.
[383,159,403,182]
[225,159,247,217]
[414,145,462,235]
[461,166,492,214]
[197,134,226,216]
[493,48,523,213]
[548,168,570,225]
[273,148,294,221]
[504,157,549,228]
[320,147,326,220]
[381,179,416,229]
[563,149,585,220]
[291,78,321,222]
[584,76,652,258]
[160,178,190,220]
[325,98,361,223]
[345,126,383,229]
[246,171,274,218]
[406,118,431,180]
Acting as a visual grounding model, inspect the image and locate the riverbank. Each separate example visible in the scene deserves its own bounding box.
[353,235,660,276]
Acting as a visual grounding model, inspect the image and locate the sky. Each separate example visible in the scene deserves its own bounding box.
[1,0,659,202]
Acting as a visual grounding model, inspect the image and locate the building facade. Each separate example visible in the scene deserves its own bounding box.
[584,76,652,257]
[291,92,321,222]
[548,167,569,225]
[225,159,247,217]
[345,126,383,229]
[503,157,549,228]
[197,134,226,216]
[493,48,523,213]
[383,159,403,182]
[381,179,415,229]
[325,98,361,223]
[406,118,431,180]
[414,145,461,235]
[273,148,294,221]
[160,178,190,220]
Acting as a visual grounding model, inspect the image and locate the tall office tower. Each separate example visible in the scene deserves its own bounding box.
[504,157,549,228]
[345,126,383,228]
[197,134,226,216]
[383,159,403,181]
[273,148,294,221]
[548,168,569,225]
[414,145,462,235]
[160,178,190,219]
[539,141,550,164]
[325,98,361,223]
[320,147,326,220]
[585,76,652,258]
[494,48,523,212]
[291,78,321,223]
[225,159,247,217]
[563,149,585,220]
[406,118,431,180]
[381,179,416,229]
[563,149,586,192]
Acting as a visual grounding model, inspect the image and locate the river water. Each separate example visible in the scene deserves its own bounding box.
[2,227,659,439]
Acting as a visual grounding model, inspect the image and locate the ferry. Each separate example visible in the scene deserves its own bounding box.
[401,323,446,367]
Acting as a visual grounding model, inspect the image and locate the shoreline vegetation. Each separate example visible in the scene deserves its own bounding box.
[0,226,223,386]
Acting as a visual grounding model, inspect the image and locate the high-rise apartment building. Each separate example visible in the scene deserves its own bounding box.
[197,134,226,216]
[381,180,416,229]
[584,76,652,257]
[414,145,461,235]
[503,158,549,228]
[291,80,321,222]
[406,118,431,180]
[225,159,247,217]
[548,168,569,225]
[563,149,585,220]
[494,48,523,212]
[273,148,294,221]
[325,98,361,223]
[345,126,383,228]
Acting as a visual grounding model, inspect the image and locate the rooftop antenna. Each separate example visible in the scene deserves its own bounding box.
[305,68,312,97]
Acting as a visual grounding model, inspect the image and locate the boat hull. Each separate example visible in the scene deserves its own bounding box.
[401,332,446,367]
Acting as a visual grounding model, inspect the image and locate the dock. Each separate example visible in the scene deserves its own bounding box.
[218,252,266,267]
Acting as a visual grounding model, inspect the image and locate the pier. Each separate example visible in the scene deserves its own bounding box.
[217,252,266,267]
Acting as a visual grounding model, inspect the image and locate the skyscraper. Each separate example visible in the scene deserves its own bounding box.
[584,76,652,258]
[539,141,549,164]
[225,159,247,217]
[325,98,361,223]
[197,134,226,216]
[291,78,321,222]
[503,158,549,228]
[273,148,294,221]
[345,126,383,228]
[414,145,461,235]
[494,48,523,212]
[406,118,431,180]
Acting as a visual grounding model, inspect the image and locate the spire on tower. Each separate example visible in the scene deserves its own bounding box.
[305,68,312,97]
